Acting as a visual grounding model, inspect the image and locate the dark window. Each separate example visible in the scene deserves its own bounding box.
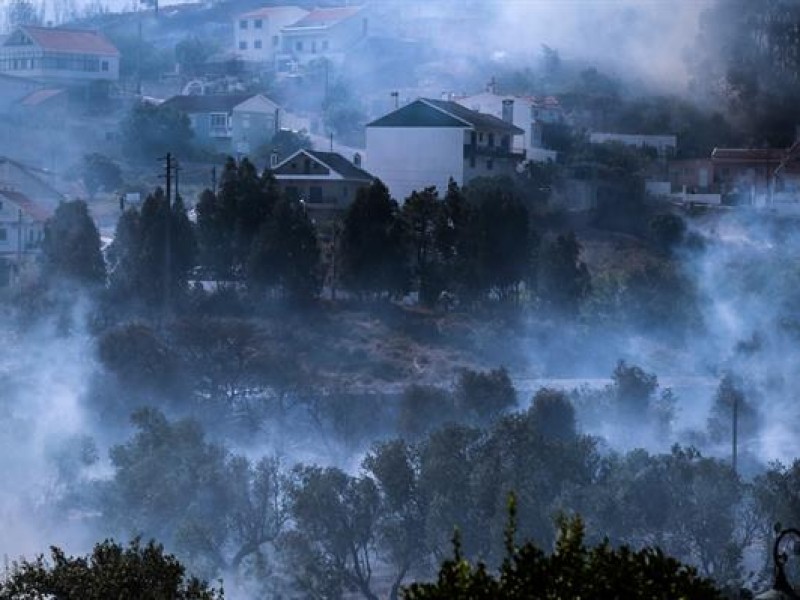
[273,35,279,46]
[488,133,495,147]
[322,40,329,51]
[0,228,7,242]
[101,60,108,71]
[470,156,476,168]
[240,19,248,29]
[254,40,262,49]
[310,186,323,202]
[312,41,317,53]
[296,41,303,51]
[254,19,262,28]
[239,41,247,50]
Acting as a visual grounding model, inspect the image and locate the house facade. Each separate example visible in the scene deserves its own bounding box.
[234,5,309,65]
[160,94,281,156]
[272,149,374,219]
[365,98,525,201]
[589,132,677,158]
[278,6,369,69]
[0,25,119,83]
[456,91,563,161]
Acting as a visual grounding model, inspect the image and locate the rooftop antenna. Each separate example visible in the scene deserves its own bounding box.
[390,91,399,109]
[329,132,334,152]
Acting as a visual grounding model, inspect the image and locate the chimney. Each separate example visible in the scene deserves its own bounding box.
[502,99,514,124]
[353,152,362,167]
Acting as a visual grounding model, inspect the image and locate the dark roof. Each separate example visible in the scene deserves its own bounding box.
[711,148,788,162]
[19,26,119,56]
[285,6,362,29]
[0,190,51,221]
[159,94,253,113]
[367,98,523,134]
[307,150,373,181]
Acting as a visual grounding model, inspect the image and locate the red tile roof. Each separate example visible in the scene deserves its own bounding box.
[18,88,65,107]
[0,190,51,222]
[240,5,308,19]
[22,26,119,56]
[286,6,362,28]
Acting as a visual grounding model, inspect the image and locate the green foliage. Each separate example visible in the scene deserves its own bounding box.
[339,180,408,299]
[611,360,658,418]
[0,538,223,600]
[454,367,517,424]
[247,195,320,301]
[398,384,453,439]
[41,200,106,287]
[122,102,193,163]
[107,188,196,308]
[403,513,722,599]
[81,153,123,198]
[175,35,218,77]
[529,388,576,441]
[538,232,590,315]
[403,187,446,306]
[707,373,758,444]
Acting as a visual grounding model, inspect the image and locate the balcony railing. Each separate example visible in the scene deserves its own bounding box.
[463,145,526,160]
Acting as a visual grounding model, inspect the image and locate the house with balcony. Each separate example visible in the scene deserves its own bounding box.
[365,98,525,201]
[160,94,281,156]
[234,5,308,65]
[278,5,369,69]
[456,91,564,161]
[272,149,374,220]
[0,25,119,84]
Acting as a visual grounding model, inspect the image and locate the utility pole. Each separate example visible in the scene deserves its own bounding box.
[211,165,217,194]
[732,390,739,475]
[158,153,173,317]
[174,157,181,200]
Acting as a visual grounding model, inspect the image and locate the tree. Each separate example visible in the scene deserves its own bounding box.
[611,360,658,418]
[707,373,759,445]
[403,512,722,599]
[538,232,591,315]
[175,36,218,77]
[108,188,196,308]
[454,367,517,424]
[403,187,445,306]
[398,385,453,439]
[41,200,106,287]
[434,179,479,304]
[650,213,686,252]
[122,102,193,162]
[339,180,408,299]
[529,387,577,441]
[0,538,224,600]
[284,465,380,600]
[363,440,428,600]
[81,153,123,198]
[4,0,43,27]
[247,195,320,301]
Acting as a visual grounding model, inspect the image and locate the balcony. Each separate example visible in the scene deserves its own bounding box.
[463,145,526,160]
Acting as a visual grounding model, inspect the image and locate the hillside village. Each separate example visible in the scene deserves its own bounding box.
[0,0,798,289]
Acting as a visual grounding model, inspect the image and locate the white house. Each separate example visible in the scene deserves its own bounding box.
[234,5,309,65]
[160,94,282,156]
[456,91,564,161]
[278,5,369,68]
[272,149,374,219]
[365,98,525,201]
[0,25,119,83]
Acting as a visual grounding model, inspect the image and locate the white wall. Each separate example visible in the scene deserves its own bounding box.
[365,126,465,202]
[235,8,307,63]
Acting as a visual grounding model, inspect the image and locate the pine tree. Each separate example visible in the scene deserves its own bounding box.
[42,200,106,287]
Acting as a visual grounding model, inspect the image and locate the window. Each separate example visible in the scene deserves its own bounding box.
[210,113,228,129]
[101,60,108,72]
[478,133,484,143]
[311,41,317,54]
[0,228,7,242]
[254,19,262,28]
[486,159,494,170]
[242,114,250,129]
[296,41,303,51]
[240,19,248,29]
[322,40,329,51]
[254,39,262,49]
[304,158,311,173]
[488,133,495,147]
[0,201,4,210]
[239,41,247,50]
[273,35,279,46]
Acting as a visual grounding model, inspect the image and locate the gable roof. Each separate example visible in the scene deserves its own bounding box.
[14,26,119,56]
[160,94,255,113]
[307,150,373,180]
[367,98,524,134]
[284,6,363,29]
[0,190,51,221]
[711,148,788,163]
[275,149,374,181]
[239,5,308,20]
[0,156,64,203]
